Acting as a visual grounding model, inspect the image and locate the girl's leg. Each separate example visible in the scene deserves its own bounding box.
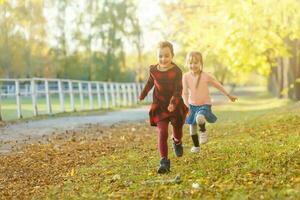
[156,119,169,159]
[190,124,200,147]
[196,114,206,131]
[172,124,184,157]
[196,114,208,144]
[172,124,183,144]
[156,119,171,173]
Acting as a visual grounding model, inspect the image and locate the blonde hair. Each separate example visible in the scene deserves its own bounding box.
[157,41,174,56]
[186,51,203,88]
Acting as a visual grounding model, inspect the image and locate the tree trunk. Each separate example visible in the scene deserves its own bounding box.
[277,58,284,98]
[285,39,300,101]
[288,40,297,100]
[268,66,278,96]
[293,40,300,100]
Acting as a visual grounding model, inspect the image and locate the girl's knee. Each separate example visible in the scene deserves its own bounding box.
[157,121,169,133]
[158,128,168,137]
[196,114,206,125]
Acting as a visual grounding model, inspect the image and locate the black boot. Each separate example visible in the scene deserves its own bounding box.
[173,142,183,157]
[157,158,170,174]
[191,134,200,147]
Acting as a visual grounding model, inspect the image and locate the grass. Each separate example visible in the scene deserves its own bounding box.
[0,91,299,199]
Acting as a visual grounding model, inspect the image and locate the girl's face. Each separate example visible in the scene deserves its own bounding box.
[187,56,202,73]
[157,47,173,68]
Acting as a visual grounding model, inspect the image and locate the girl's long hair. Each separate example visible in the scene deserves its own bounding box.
[185,51,203,88]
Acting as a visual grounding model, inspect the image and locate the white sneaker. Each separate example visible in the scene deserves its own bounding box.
[199,132,208,144]
[190,146,200,153]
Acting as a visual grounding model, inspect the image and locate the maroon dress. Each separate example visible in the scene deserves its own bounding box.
[139,63,188,127]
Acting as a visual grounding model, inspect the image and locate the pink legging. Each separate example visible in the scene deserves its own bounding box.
[156,119,183,159]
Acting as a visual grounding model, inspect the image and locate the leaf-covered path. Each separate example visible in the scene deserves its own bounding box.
[0,107,149,153]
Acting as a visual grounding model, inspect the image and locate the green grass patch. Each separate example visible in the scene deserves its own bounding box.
[37,94,300,199]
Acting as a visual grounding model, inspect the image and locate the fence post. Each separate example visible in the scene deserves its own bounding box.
[78,82,84,110]
[103,82,109,108]
[110,83,116,107]
[116,83,121,107]
[45,79,52,114]
[68,80,75,111]
[127,83,133,106]
[132,83,138,104]
[31,79,38,116]
[15,80,23,118]
[96,82,102,108]
[0,89,2,121]
[58,80,65,112]
[137,82,142,100]
[0,80,3,120]
[121,83,127,106]
[88,82,93,110]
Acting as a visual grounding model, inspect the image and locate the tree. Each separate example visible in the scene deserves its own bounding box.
[0,0,47,78]
[49,0,142,81]
[162,0,300,94]
[0,0,142,81]
[88,0,142,81]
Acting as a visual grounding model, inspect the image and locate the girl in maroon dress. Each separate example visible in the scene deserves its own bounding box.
[139,41,188,174]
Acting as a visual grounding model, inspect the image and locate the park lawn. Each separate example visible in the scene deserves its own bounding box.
[0,93,299,199]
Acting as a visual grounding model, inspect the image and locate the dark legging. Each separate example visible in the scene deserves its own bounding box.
[156,119,183,159]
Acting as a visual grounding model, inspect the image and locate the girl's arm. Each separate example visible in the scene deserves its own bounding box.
[182,74,189,107]
[139,69,154,100]
[208,74,237,102]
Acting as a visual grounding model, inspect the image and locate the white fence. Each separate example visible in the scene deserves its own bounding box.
[0,78,151,120]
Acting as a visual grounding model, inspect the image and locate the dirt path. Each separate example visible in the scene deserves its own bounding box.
[0,106,149,153]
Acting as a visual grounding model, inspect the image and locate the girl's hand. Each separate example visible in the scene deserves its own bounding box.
[228,94,238,102]
[186,109,190,116]
[138,97,144,104]
[168,104,175,112]
[184,104,190,115]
